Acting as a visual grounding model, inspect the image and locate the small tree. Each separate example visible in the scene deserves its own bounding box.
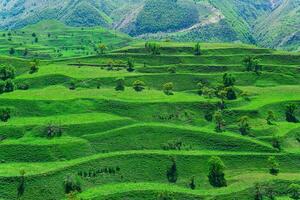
[166,158,178,183]
[223,73,235,87]
[63,174,82,194]
[9,47,15,55]
[163,82,174,95]
[115,78,125,91]
[98,43,106,54]
[167,66,176,74]
[194,42,201,56]
[0,66,16,81]
[197,82,204,95]
[286,104,298,123]
[254,184,263,200]
[133,80,145,92]
[266,110,276,125]
[0,107,11,122]
[208,156,227,187]
[17,170,26,199]
[218,89,227,109]
[268,156,279,175]
[288,183,300,200]
[225,87,237,100]
[127,59,135,72]
[214,110,225,133]
[238,116,251,135]
[189,176,196,190]
[4,79,15,92]
[272,135,281,151]
[69,81,76,90]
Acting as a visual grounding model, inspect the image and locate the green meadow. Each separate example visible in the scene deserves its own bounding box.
[0,21,299,200]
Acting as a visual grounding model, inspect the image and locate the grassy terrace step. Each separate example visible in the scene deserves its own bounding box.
[82,123,275,153]
[0,151,299,199]
[78,174,300,200]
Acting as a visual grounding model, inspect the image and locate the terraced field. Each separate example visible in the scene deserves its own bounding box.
[0,38,300,200]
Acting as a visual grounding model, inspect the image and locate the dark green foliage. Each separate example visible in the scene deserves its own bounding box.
[266,111,276,125]
[225,87,237,100]
[254,184,263,200]
[167,66,176,74]
[243,56,262,75]
[145,42,161,55]
[127,59,135,72]
[166,158,178,183]
[63,174,82,194]
[115,78,125,91]
[17,82,29,90]
[0,66,15,80]
[208,156,227,187]
[288,183,300,200]
[135,0,199,35]
[69,81,76,90]
[133,80,145,92]
[17,170,26,199]
[223,73,235,87]
[214,110,225,133]
[268,156,279,176]
[189,176,196,190]
[286,104,299,123]
[0,107,11,122]
[9,47,15,55]
[238,116,251,135]
[272,136,281,151]
[163,82,174,95]
[194,42,201,56]
[157,192,174,200]
[44,123,63,138]
[4,79,15,92]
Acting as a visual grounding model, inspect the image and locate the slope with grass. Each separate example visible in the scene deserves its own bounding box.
[0,40,299,200]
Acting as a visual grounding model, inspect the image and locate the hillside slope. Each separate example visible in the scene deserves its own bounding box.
[0,0,299,51]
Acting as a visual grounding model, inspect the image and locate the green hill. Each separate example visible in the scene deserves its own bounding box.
[0,36,300,199]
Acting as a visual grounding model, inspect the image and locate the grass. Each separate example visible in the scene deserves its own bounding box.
[0,23,299,200]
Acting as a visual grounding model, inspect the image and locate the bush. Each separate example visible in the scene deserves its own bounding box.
[63,175,82,194]
[166,158,178,183]
[208,156,227,187]
[268,156,279,175]
[44,123,63,138]
[286,104,298,123]
[0,108,11,122]
[163,82,174,95]
[4,79,15,92]
[133,80,145,92]
[0,66,15,80]
[17,82,29,90]
[288,183,300,200]
[115,78,125,91]
[127,59,135,72]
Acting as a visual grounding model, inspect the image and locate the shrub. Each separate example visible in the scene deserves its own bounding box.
[214,110,225,132]
[4,79,15,92]
[189,176,196,190]
[69,81,76,90]
[63,175,82,194]
[208,156,227,187]
[0,108,11,122]
[194,42,201,55]
[288,183,300,200]
[17,170,26,198]
[0,66,15,80]
[238,116,251,135]
[163,82,174,95]
[133,80,145,92]
[166,158,178,183]
[17,82,29,90]
[127,59,135,72]
[115,78,125,91]
[286,104,298,123]
[167,66,176,74]
[266,110,276,125]
[44,123,63,138]
[268,156,279,175]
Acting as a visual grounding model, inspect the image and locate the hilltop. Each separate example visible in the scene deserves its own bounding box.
[0,0,299,51]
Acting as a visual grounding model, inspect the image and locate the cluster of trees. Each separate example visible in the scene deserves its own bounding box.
[145,42,161,55]
[243,56,262,75]
[166,156,227,189]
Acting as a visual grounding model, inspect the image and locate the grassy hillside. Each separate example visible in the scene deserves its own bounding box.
[0,37,300,200]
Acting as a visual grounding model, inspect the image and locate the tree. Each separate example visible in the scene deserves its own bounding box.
[208,156,227,187]
[223,73,235,87]
[63,174,82,194]
[0,80,6,94]
[197,82,204,95]
[166,158,178,183]
[4,79,15,92]
[243,56,262,74]
[238,116,251,135]
[133,80,145,92]
[288,183,300,200]
[214,110,225,132]
[266,111,275,125]
[286,104,298,123]
[69,81,76,90]
[225,86,237,100]
[98,43,106,54]
[9,47,15,55]
[189,176,196,190]
[29,59,40,74]
[163,82,174,95]
[268,156,279,175]
[254,184,263,200]
[0,107,11,122]
[218,89,227,109]
[167,66,176,74]
[17,170,26,199]
[0,66,15,80]
[272,135,281,151]
[145,42,160,55]
[194,42,201,56]
[115,78,125,91]
[127,59,135,72]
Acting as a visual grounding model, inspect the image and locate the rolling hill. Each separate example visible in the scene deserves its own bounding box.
[0,0,299,51]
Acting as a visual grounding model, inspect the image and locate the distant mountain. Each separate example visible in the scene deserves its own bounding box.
[0,0,299,51]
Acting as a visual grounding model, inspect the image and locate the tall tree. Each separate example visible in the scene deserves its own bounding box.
[166,158,178,183]
[208,156,227,187]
